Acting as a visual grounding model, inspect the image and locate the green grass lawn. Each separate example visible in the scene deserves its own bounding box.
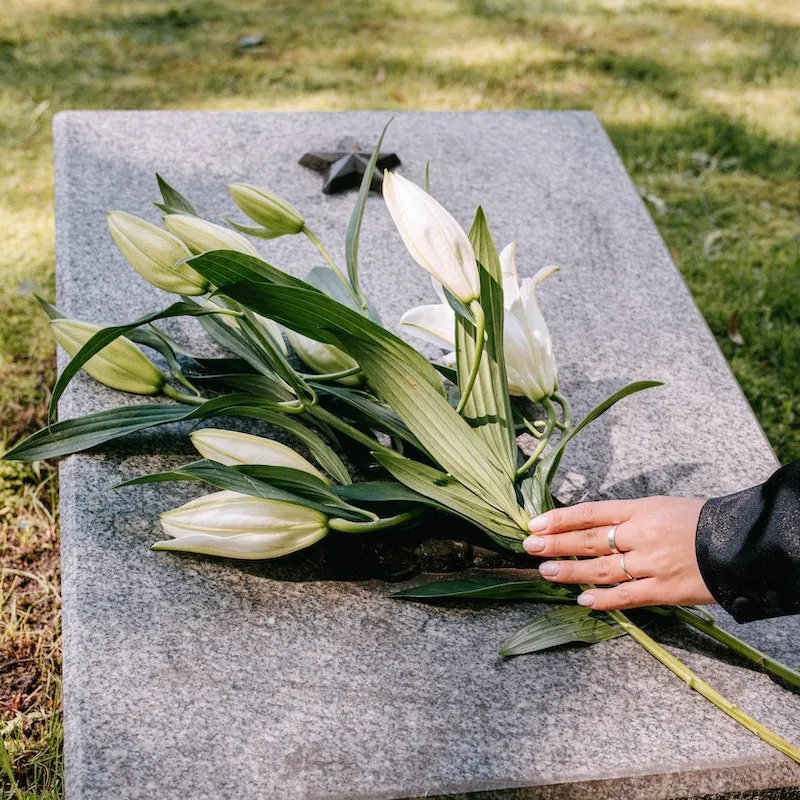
[1,0,798,795]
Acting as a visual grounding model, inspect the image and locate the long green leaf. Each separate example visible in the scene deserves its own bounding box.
[456,207,516,479]
[5,394,350,484]
[345,118,391,305]
[305,266,382,324]
[334,480,429,505]
[3,404,191,461]
[48,302,233,419]
[392,577,578,602]
[539,381,663,488]
[188,259,524,521]
[499,606,624,657]
[188,250,311,291]
[374,449,526,550]
[116,460,367,520]
[340,329,523,522]
[315,384,423,451]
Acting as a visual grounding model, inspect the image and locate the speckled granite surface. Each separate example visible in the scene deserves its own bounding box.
[54,111,800,800]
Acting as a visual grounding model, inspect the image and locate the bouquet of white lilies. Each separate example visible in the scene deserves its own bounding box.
[6,124,798,762]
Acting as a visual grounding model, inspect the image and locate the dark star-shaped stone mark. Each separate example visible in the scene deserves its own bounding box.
[299,136,401,194]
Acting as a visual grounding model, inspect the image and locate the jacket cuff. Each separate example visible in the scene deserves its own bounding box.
[695,463,800,623]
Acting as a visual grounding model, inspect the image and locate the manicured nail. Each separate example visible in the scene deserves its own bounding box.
[577,593,595,607]
[523,536,546,553]
[528,514,548,532]
[538,562,559,577]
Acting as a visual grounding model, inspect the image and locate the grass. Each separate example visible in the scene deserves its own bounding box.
[1,0,798,795]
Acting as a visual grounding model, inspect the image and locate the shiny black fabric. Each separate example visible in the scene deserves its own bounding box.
[695,460,800,623]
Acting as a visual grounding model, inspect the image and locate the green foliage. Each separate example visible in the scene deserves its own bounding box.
[2,0,799,793]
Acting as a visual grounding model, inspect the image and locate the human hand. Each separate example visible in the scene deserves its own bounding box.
[522,497,716,611]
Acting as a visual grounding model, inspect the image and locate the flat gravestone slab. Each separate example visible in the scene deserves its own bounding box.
[54,111,800,799]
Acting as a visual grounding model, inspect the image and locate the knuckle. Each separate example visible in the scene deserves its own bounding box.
[548,536,567,557]
[616,585,633,607]
[579,503,596,524]
[582,527,603,553]
[595,558,611,581]
[548,509,565,529]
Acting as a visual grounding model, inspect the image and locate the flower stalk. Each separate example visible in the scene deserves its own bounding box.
[658,606,800,690]
[607,608,800,763]
[455,300,486,414]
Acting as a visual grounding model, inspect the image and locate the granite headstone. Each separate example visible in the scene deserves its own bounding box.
[54,111,800,799]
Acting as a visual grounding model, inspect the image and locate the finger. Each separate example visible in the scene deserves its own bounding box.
[538,552,651,585]
[523,523,634,557]
[576,579,660,611]
[527,500,633,535]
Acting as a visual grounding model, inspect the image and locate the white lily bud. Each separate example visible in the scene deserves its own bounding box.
[228,183,305,237]
[50,318,165,395]
[190,429,329,483]
[382,170,479,304]
[153,490,328,560]
[107,211,208,295]
[285,330,361,386]
[163,214,260,257]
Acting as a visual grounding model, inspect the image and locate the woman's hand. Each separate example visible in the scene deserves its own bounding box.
[523,496,716,611]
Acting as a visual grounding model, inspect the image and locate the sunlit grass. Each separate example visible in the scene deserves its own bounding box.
[1,0,798,795]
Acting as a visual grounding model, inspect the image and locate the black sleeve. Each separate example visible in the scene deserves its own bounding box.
[695,460,800,623]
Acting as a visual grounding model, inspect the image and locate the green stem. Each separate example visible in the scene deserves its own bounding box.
[455,300,486,415]
[671,606,800,689]
[606,608,800,763]
[162,385,205,405]
[307,404,388,452]
[303,225,364,306]
[516,399,558,477]
[552,391,572,430]
[329,508,423,533]
[302,365,362,383]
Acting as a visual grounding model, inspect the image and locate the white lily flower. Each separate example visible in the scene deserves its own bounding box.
[50,318,165,395]
[382,171,480,304]
[400,244,559,402]
[106,211,208,295]
[285,330,361,386]
[163,214,260,257]
[190,429,329,483]
[228,183,305,237]
[153,490,328,560]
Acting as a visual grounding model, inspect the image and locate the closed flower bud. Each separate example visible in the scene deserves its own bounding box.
[285,330,361,386]
[107,211,208,295]
[382,170,479,304]
[163,213,260,257]
[50,318,165,395]
[191,428,328,483]
[153,490,328,560]
[227,183,305,237]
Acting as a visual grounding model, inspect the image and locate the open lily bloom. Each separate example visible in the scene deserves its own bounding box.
[154,490,329,560]
[400,243,559,402]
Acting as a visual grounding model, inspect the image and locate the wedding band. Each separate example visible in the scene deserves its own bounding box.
[620,552,636,581]
[608,524,620,554]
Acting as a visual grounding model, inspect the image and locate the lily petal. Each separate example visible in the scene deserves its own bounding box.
[400,304,456,350]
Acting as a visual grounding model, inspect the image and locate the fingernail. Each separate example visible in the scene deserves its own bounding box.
[538,562,559,577]
[577,593,595,607]
[523,536,546,553]
[528,515,548,532]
